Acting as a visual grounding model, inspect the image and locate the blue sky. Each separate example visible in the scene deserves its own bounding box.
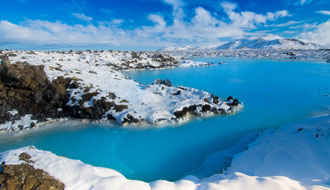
[0,0,329,50]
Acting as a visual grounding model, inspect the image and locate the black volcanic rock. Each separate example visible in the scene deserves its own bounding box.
[0,56,71,124]
[154,79,172,87]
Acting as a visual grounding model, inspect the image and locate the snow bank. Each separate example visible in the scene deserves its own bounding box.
[1,115,330,190]
[226,114,330,189]
[179,60,215,68]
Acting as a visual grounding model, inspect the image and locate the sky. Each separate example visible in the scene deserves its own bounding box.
[0,0,329,50]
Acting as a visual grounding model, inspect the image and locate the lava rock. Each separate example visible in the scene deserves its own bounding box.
[211,94,219,104]
[172,90,181,95]
[154,79,172,87]
[286,52,296,56]
[202,104,211,112]
[19,152,33,163]
[0,58,72,124]
[227,96,233,101]
[230,98,239,106]
[174,105,197,118]
[122,114,143,124]
[0,162,64,190]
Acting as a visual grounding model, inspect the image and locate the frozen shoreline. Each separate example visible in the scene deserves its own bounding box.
[1,114,329,190]
[0,50,241,133]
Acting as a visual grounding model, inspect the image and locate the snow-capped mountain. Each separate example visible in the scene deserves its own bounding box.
[159,44,224,52]
[160,35,322,51]
[216,38,321,50]
[160,45,194,51]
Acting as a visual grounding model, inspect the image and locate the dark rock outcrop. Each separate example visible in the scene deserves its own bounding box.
[122,114,143,124]
[227,96,233,101]
[0,57,131,128]
[286,52,296,56]
[0,162,64,190]
[19,153,33,163]
[230,99,239,106]
[0,56,71,124]
[174,105,197,118]
[154,79,172,87]
[68,96,126,120]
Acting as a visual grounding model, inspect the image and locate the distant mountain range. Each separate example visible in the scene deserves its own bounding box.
[160,36,322,51]
[160,44,222,52]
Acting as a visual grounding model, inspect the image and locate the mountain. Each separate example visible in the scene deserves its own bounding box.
[159,44,224,52]
[216,38,321,50]
[159,35,322,51]
[160,45,194,51]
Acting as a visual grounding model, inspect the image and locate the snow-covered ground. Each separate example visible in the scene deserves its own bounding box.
[179,60,215,67]
[0,50,240,132]
[1,115,329,190]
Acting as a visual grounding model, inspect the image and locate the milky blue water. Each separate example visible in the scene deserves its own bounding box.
[0,58,330,182]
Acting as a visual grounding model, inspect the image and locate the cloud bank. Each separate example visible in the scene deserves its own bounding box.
[300,20,330,47]
[0,0,318,49]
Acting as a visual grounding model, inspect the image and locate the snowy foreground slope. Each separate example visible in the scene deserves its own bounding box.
[0,50,239,132]
[1,115,329,190]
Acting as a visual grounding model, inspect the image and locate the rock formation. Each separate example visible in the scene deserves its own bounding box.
[0,153,64,190]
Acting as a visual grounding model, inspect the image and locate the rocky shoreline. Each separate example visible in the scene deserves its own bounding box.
[163,49,330,60]
[0,50,242,133]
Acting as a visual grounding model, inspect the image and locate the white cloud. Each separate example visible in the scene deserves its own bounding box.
[267,10,290,20]
[192,7,218,26]
[300,20,330,47]
[163,0,183,10]
[0,20,130,46]
[72,13,93,22]
[289,22,317,29]
[163,0,184,19]
[0,3,291,48]
[316,10,330,15]
[296,0,313,5]
[148,14,166,27]
[220,2,288,29]
[111,19,124,25]
[275,21,299,27]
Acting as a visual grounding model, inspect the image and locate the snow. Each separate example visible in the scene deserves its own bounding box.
[1,115,329,190]
[0,110,37,132]
[227,114,330,189]
[179,60,215,68]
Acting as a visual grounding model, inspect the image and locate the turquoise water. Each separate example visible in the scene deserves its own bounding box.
[0,58,330,182]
